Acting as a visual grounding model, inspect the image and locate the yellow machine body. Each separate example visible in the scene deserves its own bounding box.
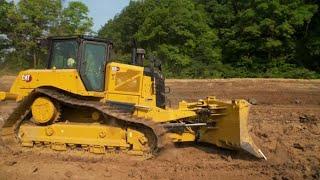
[3,69,104,101]
[0,62,265,159]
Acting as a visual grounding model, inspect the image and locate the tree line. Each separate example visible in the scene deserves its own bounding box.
[1,0,319,78]
[99,0,320,78]
[0,0,93,71]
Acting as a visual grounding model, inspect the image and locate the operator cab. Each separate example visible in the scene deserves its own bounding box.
[46,36,112,92]
[44,35,166,108]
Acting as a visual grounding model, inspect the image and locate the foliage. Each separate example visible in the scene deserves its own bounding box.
[7,0,62,67]
[51,1,93,36]
[0,0,14,33]
[1,0,319,79]
[99,0,320,78]
[0,0,93,69]
[99,1,147,52]
[297,0,320,72]
[0,0,14,61]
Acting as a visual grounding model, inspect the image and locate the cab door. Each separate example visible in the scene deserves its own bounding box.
[79,41,108,92]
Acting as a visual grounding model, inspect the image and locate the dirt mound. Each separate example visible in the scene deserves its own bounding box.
[0,76,15,92]
[0,78,319,179]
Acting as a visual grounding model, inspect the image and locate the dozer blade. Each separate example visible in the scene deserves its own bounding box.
[198,99,266,160]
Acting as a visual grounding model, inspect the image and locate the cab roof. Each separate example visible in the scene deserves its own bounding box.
[47,35,112,44]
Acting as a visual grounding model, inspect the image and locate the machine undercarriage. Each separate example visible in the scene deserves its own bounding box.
[1,88,164,155]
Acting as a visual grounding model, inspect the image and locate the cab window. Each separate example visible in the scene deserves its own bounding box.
[50,40,79,69]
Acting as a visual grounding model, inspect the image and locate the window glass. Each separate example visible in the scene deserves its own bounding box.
[50,40,78,69]
[81,43,107,91]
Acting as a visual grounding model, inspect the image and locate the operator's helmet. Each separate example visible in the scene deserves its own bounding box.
[67,58,76,68]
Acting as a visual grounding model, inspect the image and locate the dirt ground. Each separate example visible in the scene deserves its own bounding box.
[0,76,319,180]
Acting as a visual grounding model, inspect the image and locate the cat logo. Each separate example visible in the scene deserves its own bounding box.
[111,66,120,72]
[22,74,32,82]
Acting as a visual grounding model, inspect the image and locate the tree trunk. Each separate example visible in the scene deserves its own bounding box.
[33,52,37,68]
[37,54,41,67]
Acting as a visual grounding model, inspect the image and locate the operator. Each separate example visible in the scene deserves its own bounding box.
[67,52,76,68]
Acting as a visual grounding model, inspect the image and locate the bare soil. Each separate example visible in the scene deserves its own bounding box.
[0,76,319,180]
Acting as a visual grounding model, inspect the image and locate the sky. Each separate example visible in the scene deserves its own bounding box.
[66,0,131,32]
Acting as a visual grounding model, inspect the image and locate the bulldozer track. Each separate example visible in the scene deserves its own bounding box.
[1,88,166,155]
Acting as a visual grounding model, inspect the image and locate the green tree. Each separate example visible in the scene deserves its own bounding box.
[99,0,222,77]
[100,0,319,78]
[0,0,13,33]
[52,1,93,35]
[300,0,320,72]
[6,0,62,68]
[0,0,14,62]
[1,0,93,70]
[200,0,318,77]
[137,0,221,77]
[99,1,147,52]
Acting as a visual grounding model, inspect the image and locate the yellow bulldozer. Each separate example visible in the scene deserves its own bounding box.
[0,36,266,159]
